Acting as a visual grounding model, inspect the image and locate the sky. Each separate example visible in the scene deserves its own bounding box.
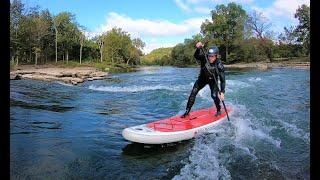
[22,0,310,54]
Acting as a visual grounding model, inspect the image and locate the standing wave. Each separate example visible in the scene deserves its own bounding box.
[88,84,189,92]
[173,104,282,180]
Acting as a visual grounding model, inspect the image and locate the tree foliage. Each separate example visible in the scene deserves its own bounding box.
[200,3,247,63]
[101,28,142,65]
[9,0,144,67]
[294,4,310,55]
[141,47,173,66]
[9,1,309,68]
[168,3,309,65]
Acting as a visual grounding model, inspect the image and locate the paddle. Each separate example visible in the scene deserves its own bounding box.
[200,47,230,121]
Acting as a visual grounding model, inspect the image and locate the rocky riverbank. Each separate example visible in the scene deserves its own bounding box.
[10,65,108,85]
[224,60,310,70]
[10,59,309,85]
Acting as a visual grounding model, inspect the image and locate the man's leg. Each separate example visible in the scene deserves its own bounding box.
[209,81,221,116]
[181,79,206,118]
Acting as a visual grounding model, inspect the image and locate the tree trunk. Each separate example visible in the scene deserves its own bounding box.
[111,52,114,64]
[126,58,131,65]
[16,56,19,66]
[100,49,103,62]
[225,46,228,63]
[29,48,32,63]
[54,25,58,63]
[55,31,58,63]
[63,53,65,62]
[99,41,104,63]
[35,52,38,66]
[80,44,83,64]
[268,46,273,62]
[66,50,69,63]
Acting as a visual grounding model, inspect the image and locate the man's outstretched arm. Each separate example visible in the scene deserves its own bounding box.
[194,42,206,63]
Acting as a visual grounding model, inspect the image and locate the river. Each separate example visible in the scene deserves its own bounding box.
[10,66,310,179]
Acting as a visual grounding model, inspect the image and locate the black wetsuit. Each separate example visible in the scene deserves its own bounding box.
[185,48,226,112]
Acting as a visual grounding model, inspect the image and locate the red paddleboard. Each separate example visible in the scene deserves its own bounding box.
[122,106,232,144]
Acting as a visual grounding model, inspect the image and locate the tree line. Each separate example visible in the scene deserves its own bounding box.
[146,3,309,66]
[10,0,145,67]
[10,0,309,68]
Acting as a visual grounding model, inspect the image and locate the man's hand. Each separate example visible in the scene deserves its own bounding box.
[196,42,203,49]
[218,92,225,101]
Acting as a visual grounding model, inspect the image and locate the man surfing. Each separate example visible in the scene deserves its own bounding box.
[181,42,226,118]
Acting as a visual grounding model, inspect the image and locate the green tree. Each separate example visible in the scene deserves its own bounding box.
[141,47,173,65]
[171,43,186,66]
[82,38,100,62]
[53,15,60,63]
[201,3,247,63]
[38,9,55,64]
[54,12,80,63]
[31,9,55,65]
[294,4,310,56]
[170,34,205,66]
[10,0,25,65]
[102,27,137,64]
[132,38,145,56]
[102,28,123,63]
[76,28,86,64]
[19,7,40,64]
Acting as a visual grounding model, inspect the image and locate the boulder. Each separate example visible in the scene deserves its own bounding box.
[10,73,22,80]
[60,72,74,77]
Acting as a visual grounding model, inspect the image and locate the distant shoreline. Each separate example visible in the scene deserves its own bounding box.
[10,58,309,84]
[224,60,310,70]
[139,57,310,70]
[186,57,310,70]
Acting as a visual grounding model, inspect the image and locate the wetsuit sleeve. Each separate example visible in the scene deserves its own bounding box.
[217,61,226,93]
[194,48,206,63]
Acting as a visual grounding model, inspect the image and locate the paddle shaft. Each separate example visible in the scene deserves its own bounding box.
[200,47,230,121]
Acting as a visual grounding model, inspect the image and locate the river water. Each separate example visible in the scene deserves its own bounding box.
[10,66,310,179]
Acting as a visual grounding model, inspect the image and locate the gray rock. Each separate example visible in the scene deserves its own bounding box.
[10,74,22,80]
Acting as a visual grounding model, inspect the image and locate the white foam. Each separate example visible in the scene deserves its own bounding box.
[225,80,251,94]
[270,74,280,78]
[277,119,310,143]
[248,77,262,82]
[232,105,282,148]
[174,103,283,179]
[227,80,251,88]
[173,134,232,180]
[56,81,73,87]
[139,67,161,74]
[88,84,188,93]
